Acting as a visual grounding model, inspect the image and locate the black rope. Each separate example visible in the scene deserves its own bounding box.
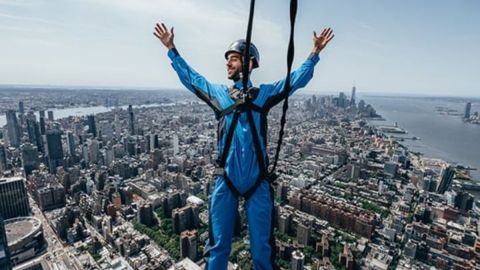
[269,0,298,176]
[242,0,255,93]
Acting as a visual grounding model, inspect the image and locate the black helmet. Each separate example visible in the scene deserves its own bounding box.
[224,39,260,69]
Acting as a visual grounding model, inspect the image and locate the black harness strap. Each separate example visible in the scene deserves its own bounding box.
[214,0,298,200]
[270,0,298,176]
[214,89,268,200]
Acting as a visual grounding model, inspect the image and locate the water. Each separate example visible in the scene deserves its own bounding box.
[0,103,168,127]
[364,95,480,180]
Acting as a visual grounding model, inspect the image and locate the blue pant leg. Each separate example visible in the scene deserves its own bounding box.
[245,181,276,270]
[208,177,238,270]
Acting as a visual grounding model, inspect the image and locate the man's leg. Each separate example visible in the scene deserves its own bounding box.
[208,177,238,269]
[245,181,277,270]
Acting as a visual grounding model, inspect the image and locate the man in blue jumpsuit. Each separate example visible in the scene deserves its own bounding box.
[154,23,334,270]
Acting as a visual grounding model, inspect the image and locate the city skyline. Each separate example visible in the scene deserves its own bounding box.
[1,0,479,97]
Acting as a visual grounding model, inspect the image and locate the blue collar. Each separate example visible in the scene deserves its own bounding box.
[233,79,253,90]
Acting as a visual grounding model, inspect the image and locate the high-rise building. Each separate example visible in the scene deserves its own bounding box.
[464,102,472,119]
[296,223,311,245]
[45,129,64,173]
[437,165,455,194]
[350,86,356,106]
[291,250,304,270]
[180,230,198,261]
[37,184,66,211]
[0,145,7,173]
[0,177,30,219]
[87,115,97,137]
[18,101,24,114]
[337,92,348,108]
[39,117,46,135]
[21,143,39,176]
[128,105,135,135]
[0,216,12,270]
[6,110,21,147]
[67,131,76,156]
[25,113,43,153]
[98,120,113,141]
[47,110,54,121]
[454,191,474,211]
[173,134,179,156]
[137,202,154,226]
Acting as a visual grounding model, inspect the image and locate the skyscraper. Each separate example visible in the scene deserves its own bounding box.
[0,216,12,270]
[67,131,76,156]
[6,110,21,148]
[18,101,24,114]
[464,102,472,119]
[0,145,7,173]
[137,202,154,226]
[87,115,97,137]
[173,134,179,156]
[180,230,198,261]
[25,113,43,153]
[128,105,135,135]
[437,165,455,194]
[39,117,46,135]
[47,110,54,121]
[21,143,39,176]
[291,250,305,270]
[350,86,356,106]
[0,177,30,219]
[46,129,64,173]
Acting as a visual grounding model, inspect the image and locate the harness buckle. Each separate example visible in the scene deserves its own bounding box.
[213,167,225,176]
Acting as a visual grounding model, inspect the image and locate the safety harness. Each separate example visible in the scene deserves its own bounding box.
[213,0,298,200]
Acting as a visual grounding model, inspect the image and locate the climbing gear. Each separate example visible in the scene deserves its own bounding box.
[214,0,298,199]
[224,39,260,69]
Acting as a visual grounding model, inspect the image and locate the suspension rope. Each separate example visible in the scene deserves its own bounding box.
[270,0,298,176]
[242,0,255,93]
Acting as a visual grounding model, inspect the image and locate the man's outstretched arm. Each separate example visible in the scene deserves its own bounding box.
[264,28,334,104]
[153,22,219,104]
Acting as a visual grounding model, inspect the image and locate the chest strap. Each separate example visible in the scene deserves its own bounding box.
[215,87,272,200]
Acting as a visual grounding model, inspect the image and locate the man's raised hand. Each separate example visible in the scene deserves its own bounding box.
[312,27,334,54]
[154,23,175,49]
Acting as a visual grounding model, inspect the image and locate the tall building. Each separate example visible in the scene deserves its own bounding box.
[39,117,46,135]
[21,143,39,176]
[87,115,97,137]
[137,202,154,226]
[128,105,135,135]
[0,145,7,173]
[454,191,474,211]
[37,184,66,211]
[350,86,356,106]
[296,223,311,245]
[45,129,64,173]
[437,165,455,194]
[173,134,179,156]
[6,110,21,147]
[464,102,472,119]
[291,250,305,270]
[25,113,43,153]
[18,101,24,114]
[67,131,76,156]
[0,177,30,219]
[0,216,12,270]
[337,92,348,108]
[47,110,54,121]
[180,230,198,261]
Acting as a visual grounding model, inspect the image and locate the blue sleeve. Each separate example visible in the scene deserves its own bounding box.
[168,48,220,102]
[265,53,320,99]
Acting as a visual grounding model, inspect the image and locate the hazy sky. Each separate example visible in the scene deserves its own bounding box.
[1,0,479,97]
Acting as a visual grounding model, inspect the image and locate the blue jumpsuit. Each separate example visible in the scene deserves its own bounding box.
[168,48,319,270]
